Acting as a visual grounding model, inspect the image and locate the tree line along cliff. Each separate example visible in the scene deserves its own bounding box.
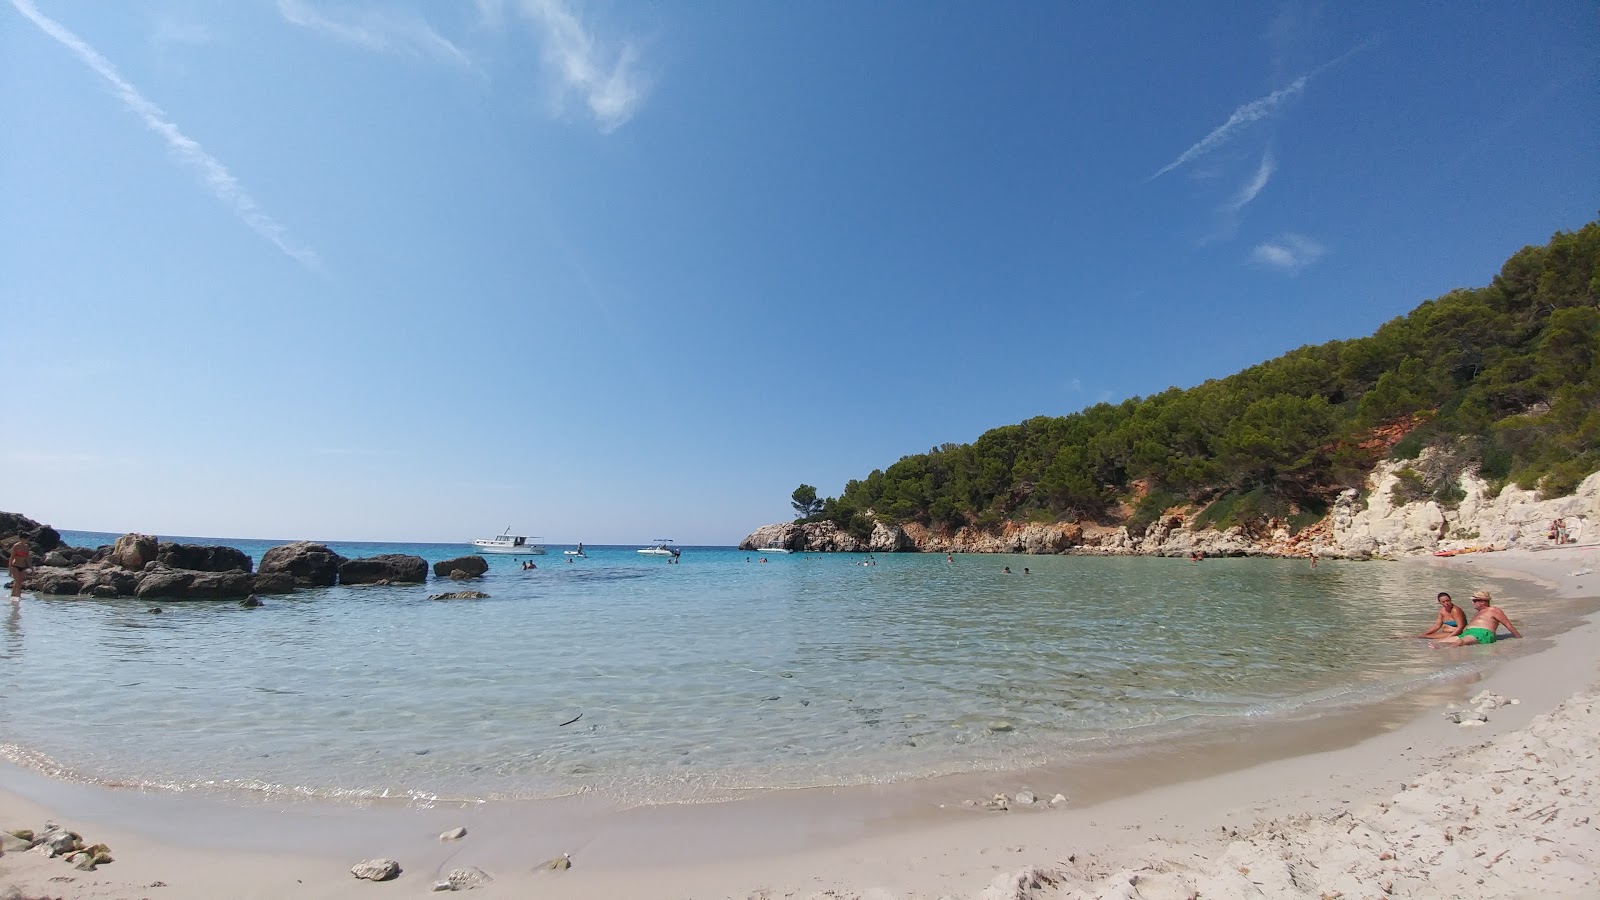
[801,220,1599,541]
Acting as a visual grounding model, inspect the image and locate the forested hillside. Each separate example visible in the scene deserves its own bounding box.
[810,222,1600,540]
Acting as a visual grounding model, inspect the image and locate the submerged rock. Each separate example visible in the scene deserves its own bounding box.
[428,591,489,601]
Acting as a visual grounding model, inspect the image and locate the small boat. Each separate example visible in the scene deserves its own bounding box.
[755,547,793,554]
[638,539,678,557]
[563,543,587,557]
[472,529,546,555]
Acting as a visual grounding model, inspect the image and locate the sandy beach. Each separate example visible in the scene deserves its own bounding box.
[3,546,1597,899]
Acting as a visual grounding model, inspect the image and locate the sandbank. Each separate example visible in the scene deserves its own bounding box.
[2,546,1597,898]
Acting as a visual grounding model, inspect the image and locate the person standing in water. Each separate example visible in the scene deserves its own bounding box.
[8,540,32,602]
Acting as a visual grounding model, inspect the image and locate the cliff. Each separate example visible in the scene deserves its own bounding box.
[740,464,1599,560]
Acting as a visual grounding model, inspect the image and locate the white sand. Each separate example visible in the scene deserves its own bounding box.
[3,546,1597,899]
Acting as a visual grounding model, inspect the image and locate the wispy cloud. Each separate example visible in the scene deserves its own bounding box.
[1152,76,1306,180]
[151,20,216,51]
[1252,234,1324,273]
[1226,148,1276,211]
[10,0,319,269]
[276,0,473,70]
[512,0,648,132]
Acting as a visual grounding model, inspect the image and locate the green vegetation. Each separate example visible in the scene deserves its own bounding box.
[790,484,824,520]
[810,221,1600,533]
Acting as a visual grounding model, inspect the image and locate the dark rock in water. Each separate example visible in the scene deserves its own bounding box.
[148,607,163,614]
[340,554,428,585]
[240,595,265,608]
[135,566,254,599]
[251,572,295,594]
[259,542,346,587]
[157,541,253,573]
[80,566,139,597]
[0,511,63,553]
[28,566,87,596]
[350,858,401,881]
[110,533,160,570]
[427,591,489,601]
[432,555,488,578]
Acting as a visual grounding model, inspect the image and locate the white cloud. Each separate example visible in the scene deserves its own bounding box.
[1252,234,1325,273]
[515,0,648,133]
[276,0,473,70]
[1151,76,1307,180]
[10,0,319,269]
[1226,148,1275,211]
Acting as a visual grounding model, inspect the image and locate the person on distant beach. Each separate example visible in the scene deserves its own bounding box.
[1416,591,1466,639]
[7,540,31,602]
[1309,551,1318,569]
[1432,590,1521,647]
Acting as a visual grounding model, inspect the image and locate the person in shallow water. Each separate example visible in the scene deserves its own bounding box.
[1432,590,1521,647]
[7,539,31,602]
[1415,591,1467,640]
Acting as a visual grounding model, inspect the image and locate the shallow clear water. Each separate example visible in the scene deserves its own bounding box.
[0,532,1541,804]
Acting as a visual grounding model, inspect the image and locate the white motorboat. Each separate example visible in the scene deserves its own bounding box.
[637,539,678,556]
[471,529,546,555]
[755,547,793,554]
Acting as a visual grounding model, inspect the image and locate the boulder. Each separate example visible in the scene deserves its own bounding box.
[26,567,85,595]
[110,533,160,570]
[432,555,488,578]
[340,554,428,585]
[80,566,139,597]
[428,591,489,601]
[157,542,253,573]
[0,511,63,553]
[251,572,296,594]
[259,542,346,587]
[133,567,254,599]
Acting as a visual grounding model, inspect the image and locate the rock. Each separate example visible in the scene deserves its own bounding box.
[109,533,160,570]
[439,826,467,841]
[0,831,33,853]
[148,607,162,614]
[1050,793,1068,806]
[251,572,296,594]
[41,550,71,567]
[27,566,86,595]
[0,511,64,553]
[988,794,1010,811]
[538,852,572,871]
[988,721,1015,733]
[432,556,488,578]
[1014,790,1037,805]
[350,858,401,881]
[240,595,265,608]
[340,554,428,585]
[37,826,82,857]
[447,866,492,889]
[156,542,253,573]
[428,591,489,601]
[259,542,347,587]
[134,567,254,599]
[432,881,453,892]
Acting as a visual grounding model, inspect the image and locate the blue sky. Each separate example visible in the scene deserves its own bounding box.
[3,1,1596,545]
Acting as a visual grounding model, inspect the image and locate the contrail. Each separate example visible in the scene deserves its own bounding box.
[10,0,319,269]
[1151,76,1306,180]
[1226,147,1276,211]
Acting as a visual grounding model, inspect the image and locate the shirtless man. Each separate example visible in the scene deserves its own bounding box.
[1431,590,1521,647]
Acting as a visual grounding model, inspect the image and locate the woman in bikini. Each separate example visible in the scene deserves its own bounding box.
[1416,591,1465,639]
[8,540,32,602]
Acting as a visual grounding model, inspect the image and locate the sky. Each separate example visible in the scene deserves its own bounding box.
[2,1,1596,545]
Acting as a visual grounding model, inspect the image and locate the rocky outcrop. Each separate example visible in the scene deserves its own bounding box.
[339,554,428,585]
[156,542,252,573]
[134,566,255,599]
[258,542,346,587]
[0,511,63,554]
[1331,461,1599,558]
[432,555,488,578]
[739,463,1599,561]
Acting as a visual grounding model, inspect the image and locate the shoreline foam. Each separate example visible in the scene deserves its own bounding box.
[2,546,1597,898]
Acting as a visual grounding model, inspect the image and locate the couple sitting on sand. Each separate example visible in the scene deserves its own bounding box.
[1417,589,1521,647]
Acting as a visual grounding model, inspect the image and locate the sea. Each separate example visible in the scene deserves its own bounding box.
[0,531,1554,807]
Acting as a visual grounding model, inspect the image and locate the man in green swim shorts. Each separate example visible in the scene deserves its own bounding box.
[1432,590,1521,648]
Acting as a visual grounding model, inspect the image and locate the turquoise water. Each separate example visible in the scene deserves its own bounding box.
[0,531,1538,805]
